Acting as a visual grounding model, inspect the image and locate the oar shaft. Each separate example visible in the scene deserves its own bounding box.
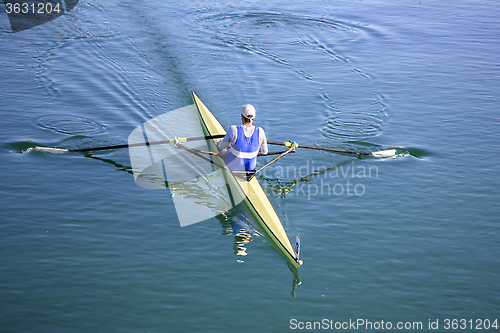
[267,140,371,156]
[69,134,225,153]
[249,145,296,180]
[38,135,395,158]
[174,142,226,170]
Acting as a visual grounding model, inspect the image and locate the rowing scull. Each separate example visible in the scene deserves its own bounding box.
[191,92,303,269]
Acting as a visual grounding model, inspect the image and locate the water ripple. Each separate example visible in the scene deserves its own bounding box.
[202,11,365,83]
[321,92,386,140]
[37,115,106,136]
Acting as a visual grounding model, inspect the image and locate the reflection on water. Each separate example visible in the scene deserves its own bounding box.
[215,212,254,258]
[33,146,302,295]
[13,135,410,297]
[288,262,301,298]
[215,210,302,297]
[260,157,357,199]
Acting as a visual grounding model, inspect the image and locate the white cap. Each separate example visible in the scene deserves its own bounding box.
[241,104,256,120]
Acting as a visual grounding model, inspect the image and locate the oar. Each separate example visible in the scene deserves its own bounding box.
[267,140,396,158]
[249,144,296,181]
[34,134,395,157]
[34,134,226,153]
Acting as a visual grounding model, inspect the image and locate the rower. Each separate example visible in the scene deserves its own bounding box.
[218,104,268,171]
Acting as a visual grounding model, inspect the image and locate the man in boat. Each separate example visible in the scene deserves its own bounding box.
[218,104,268,171]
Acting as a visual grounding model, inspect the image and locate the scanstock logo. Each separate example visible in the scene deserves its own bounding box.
[128,105,244,228]
[3,0,79,32]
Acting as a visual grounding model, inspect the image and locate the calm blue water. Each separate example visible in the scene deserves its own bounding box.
[1,0,499,332]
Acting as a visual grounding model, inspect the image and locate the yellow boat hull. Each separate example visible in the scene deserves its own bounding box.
[192,92,301,269]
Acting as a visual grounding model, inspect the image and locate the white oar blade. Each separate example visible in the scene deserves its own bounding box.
[32,146,69,154]
[371,149,397,158]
